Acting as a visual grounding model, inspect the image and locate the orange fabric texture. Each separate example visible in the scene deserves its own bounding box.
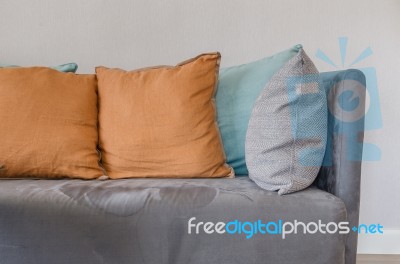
[0,67,103,179]
[96,53,233,178]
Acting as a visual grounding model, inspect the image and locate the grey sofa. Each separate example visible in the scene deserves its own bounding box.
[0,69,365,264]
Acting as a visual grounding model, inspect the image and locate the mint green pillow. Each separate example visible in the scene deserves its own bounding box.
[0,63,78,73]
[216,45,302,175]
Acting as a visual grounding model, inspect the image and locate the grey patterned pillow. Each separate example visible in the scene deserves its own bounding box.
[245,48,327,195]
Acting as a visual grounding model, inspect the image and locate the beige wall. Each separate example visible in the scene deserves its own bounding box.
[1,0,399,253]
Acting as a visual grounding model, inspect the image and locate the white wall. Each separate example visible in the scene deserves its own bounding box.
[1,0,399,254]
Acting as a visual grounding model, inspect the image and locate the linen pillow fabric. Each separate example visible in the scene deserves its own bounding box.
[0,67,103,179]
[216,45,302,175]
[96,53,233,179]
[0,63,78,73]
[245,48,327,195]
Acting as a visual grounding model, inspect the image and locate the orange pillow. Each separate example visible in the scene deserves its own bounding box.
[96,53,233,178]
[0,67,103,179]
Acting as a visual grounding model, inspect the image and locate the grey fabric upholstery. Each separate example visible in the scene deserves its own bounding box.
[0,69,365,264]
[314,69,366,264]
[0,178,346,264]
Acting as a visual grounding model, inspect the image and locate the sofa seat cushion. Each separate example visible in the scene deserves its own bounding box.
[0,178,346,264]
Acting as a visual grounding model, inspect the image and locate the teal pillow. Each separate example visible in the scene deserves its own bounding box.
[52,63,78,73]
[216,45,302,175]
[0,63,78,73]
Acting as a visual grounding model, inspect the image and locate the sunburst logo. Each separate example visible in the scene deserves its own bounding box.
[316,37,373,69]
[315,37,382,161]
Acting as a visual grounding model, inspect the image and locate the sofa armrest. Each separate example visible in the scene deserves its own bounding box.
[314,69,366,264]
